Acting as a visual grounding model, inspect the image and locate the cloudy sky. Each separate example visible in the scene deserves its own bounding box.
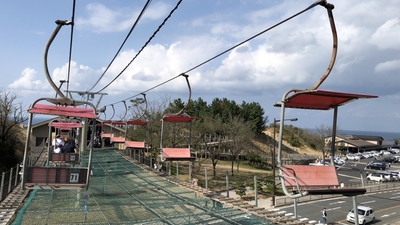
[1,0,400,134]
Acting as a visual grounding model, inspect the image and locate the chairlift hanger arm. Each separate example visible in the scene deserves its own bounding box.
[176,74,191,115]
[310,1,337,90]
[44,20,73,100]
[136,93,148,120]
[121,101,128,121]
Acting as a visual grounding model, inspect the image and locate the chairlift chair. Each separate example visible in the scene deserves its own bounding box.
[160,74,196,162]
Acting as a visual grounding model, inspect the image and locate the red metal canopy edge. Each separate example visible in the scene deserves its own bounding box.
[162,148,195,161]
[50,121,82,129]
[163,114,195,123]
[125,141,145,149]
[274,90,378,110]
[127,120,148,126]
[29,104,97,119]
[102,120,148,126]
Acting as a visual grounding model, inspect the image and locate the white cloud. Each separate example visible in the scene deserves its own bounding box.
[8,68,50,94]
[370,18,400,50]
[375,59,400,73]
[76,2,170,33]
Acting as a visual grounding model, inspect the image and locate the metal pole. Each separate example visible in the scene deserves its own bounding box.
[0,172,5,200]
[8,168,13,193]
[294,198,298,219]
[330,106,338,165]
[360,172,365,187]
[189,163,192,183]
[85,119,96,191]
[15,164,19,186]
[176,161,179,179]
[353,196,359,225]
[272,119,276,206]
[254,175,258,207]
[21,112,33,190]
[205,167,208,190]
[226,171,229,198]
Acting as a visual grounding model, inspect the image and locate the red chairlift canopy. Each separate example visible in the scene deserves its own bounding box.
[103,121,126,125]
[163,114,195,123]
[274,90,378,110]
[127,119,148,126]
[50,122,82,129]
[29,104,97,119]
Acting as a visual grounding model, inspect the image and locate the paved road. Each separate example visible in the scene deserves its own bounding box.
[272,154,400,224]
[277,190,400,224]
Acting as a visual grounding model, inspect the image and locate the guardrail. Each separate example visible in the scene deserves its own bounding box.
[275,181,400,206]
[0,164,21,201]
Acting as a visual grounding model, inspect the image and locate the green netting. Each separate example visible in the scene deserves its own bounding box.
[13,149,272,225]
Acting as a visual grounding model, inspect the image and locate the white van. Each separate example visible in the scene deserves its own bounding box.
[346,206,375,224]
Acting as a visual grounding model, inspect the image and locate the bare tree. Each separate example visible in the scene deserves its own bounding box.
[193,115,223,177]
[222,116,254,176]
[0,90,28,171]
[315,124,339,164]
[127,95,170,158]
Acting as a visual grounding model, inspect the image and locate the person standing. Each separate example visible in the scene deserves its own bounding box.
[321,207,327,224]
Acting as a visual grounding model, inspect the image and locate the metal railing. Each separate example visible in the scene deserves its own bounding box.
[275,181,400,206]
[0,164,21,201]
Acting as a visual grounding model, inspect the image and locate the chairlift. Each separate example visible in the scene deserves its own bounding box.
[160,74,195,162]
[20,19,98,190]
[21,101,98,190]
[47,121,82,166]
[125,94,148,150]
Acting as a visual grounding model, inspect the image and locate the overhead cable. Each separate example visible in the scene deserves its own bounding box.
[94,0,184,94]
[101,1,324,107]
[87,0,153,92]
[66,0,76,94]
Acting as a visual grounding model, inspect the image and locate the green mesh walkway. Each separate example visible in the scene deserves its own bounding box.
[13,149,272,225]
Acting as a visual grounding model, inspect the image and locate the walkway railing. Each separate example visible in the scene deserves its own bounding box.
[275,181,400,206]
[0,164,21,201]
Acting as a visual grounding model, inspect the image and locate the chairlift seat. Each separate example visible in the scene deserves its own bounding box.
[111,136,125,143]
[282,165,366,196]
[125,141,145,149]
[101,133,113,138]
[162,148,195,161]
[25,167,87,189]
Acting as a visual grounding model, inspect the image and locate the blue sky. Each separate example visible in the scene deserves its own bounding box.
[1,0,400,133]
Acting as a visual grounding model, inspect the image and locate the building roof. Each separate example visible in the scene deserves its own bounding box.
[337,134,384,141]
[337,139,377,148]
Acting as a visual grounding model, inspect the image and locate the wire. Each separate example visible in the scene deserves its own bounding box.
[183,0,322,74]
[100,0,323,107]
[66,0,76,95]
[87,0,153,92]
[94,0,184,94]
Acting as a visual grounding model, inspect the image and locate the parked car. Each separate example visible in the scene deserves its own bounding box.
[383,157,397,164]
[381,150,392,155]
[377,172,396,182]
[346,154,360,161]
[388,171,400,181]
[366,173,387,182]
[346,206,375,224]
[366,161,389,170]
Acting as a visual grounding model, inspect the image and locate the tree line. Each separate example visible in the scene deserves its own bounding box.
[127,95,268,176]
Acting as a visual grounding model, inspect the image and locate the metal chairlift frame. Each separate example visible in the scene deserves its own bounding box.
[20,19,98,190]
[160,74,196,162]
